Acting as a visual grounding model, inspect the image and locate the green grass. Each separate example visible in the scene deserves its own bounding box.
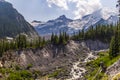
[0,68,33,80]
[85,51,120,80]
[48,70,60,78]
[48,69,63,78]
[48,68,67,78]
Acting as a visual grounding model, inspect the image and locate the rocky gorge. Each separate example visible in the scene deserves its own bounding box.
[0,40,109,79]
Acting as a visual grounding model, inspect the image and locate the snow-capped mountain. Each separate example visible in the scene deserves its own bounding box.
[68,10,103,30]
[33,9,118,36]
[34,15,73,36]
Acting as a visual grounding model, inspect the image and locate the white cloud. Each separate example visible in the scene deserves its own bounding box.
[47,0,68,10]
[69,0,102,19]
[101,8,117,20]
[47,0,112,19]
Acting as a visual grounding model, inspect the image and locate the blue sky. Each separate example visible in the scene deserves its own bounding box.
[6,0,117,22]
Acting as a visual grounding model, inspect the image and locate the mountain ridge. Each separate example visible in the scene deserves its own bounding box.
[33,9,118,36]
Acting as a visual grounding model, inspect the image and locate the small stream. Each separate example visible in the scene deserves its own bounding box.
[67,61,86,80]
[67,52,97,80]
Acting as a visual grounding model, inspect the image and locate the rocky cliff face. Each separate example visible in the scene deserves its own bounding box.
[0,1,38,38]
[85,40,109,50]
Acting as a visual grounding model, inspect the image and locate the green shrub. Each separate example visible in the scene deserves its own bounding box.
[15,65,21,70]
[20,70,32,78]
[86,52,120,80]
[7,73,22,80]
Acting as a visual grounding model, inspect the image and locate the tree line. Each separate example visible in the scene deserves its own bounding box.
[0,35,46,57]
[72,24,116,43]
[51,31,69,45]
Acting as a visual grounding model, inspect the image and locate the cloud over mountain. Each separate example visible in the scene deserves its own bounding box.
[47,0,102,19]
[47,0,68,10]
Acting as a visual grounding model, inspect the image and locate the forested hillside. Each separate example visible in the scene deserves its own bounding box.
[0,1,37,38]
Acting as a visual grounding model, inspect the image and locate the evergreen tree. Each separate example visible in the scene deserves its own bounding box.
[54,35,59,45]
[51,32,54,43]
[41,37,46,47]
[109,36,118,58]
[16,34,27,49]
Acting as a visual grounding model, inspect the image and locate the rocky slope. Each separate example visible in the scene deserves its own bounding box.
[106,59,120,80]
[0,40,109,79]
[0,1,38,38]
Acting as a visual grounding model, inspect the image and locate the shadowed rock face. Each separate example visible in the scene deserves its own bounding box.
[0,1,38,38]
[85,40,109,50]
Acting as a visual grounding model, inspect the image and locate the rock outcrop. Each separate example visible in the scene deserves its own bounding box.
[85,40,109,50]
[106,59,120,79]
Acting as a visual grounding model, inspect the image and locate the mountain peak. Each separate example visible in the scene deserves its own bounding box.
[56,15,73,22]
[57,15,67,20]
[60,15,66,18]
